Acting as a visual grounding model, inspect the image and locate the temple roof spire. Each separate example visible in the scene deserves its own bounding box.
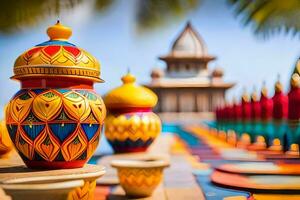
[170,22,208,58]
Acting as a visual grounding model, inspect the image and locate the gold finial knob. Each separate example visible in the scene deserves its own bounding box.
[241,87,249,102]
[242,93,249,102]
[261,81,268,97]
[121,73,136,84]
[275,81,283,92]
[296,60,300,74]
[47,20,72,41]
[275,75,283,92]
[251,92,258,101]
[291,73,300,88]
[251,86,258,101]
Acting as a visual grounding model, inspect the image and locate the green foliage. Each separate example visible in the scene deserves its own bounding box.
[136,0,200,32]
[95,0,115,12]
[0,0,200,34]
[228,0,300,38]
[0,0,83,33]
[2,0,300,37]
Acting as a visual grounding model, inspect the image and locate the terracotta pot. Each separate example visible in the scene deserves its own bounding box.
[5,22,106,169]
[104,73,161,153]
[6,89,105,169]
[111,156,169,198]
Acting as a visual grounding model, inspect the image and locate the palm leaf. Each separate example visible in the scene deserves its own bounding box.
[0,0,83,33]
[0,0,199,34]
[136,0,200,32]
[94,0,115,11]
[228,0,300,38]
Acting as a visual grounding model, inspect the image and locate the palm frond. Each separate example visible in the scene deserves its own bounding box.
[94,0,115,12]
[228,0,300,38]
[136,0,200,32]
[0,0,83,34]
[0,0,199,34]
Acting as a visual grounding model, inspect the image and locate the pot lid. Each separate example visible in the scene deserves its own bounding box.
[12,21,103,83]
[104,73,157,109]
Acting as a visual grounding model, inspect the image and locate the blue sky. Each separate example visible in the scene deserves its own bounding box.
[0,0,299,118]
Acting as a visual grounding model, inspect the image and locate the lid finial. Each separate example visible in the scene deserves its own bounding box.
[47,20,72,41]
[121,72,136,84]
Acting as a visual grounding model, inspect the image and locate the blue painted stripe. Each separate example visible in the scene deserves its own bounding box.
[49,123,77,142]
[35,40,76,47]
[22,125,45,140]
[81,124,99,141]
[31,89,45,95]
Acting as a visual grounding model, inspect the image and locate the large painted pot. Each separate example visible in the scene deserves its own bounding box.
[104,73,161,153]
[5,22,106,169]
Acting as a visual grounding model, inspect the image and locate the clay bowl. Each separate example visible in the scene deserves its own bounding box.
[0,164,105,200]
[1,180,84,200]
[111,156,169,198]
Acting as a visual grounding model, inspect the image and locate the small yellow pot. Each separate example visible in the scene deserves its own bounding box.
[104,73,161,153]
[111,157,169,198]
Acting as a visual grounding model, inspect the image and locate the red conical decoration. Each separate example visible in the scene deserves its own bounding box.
[220,106,225,121]
[233,100,242,120]
[215,107,220,121]
[227,103,234,121]
[272,80,288,119]
[241,92,251,120]
[260,85,273,120]
[251,90,261,121]
[223,105,228,121]
[288,74,300,120]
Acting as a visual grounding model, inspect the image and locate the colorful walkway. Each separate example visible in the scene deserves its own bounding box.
[176,124,300,200]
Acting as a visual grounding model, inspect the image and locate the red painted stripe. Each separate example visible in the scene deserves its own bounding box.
[109,107,152,114]
[25,160,86,169]
[21,78,94,89]
[113,146,148,153]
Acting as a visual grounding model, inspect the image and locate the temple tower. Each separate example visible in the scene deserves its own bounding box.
[146,22,235,114]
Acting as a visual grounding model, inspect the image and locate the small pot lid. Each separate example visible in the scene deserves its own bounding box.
[12,20,103,83]
[110,155,169,168]
[104,73,157,109]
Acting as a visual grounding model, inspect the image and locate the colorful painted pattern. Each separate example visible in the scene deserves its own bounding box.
[13,40,101,82]
[68,179,97,200]
[5,89,106,167]
[105,112,161,153]
[117,167,163,196]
